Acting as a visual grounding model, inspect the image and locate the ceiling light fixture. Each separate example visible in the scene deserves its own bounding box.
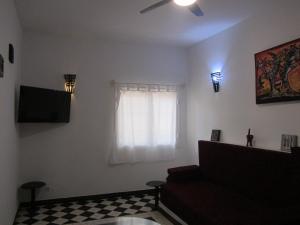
[173,0,197,6]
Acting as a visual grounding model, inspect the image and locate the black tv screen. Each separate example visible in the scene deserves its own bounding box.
[18,85,71,123]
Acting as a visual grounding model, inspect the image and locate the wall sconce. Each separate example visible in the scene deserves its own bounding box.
[211,72,222,92]
[64,74,76,94]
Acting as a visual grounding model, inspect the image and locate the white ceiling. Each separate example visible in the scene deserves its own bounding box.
[15,0,268,46]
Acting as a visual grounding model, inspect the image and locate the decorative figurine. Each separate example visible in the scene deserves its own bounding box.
[246,129,254,147]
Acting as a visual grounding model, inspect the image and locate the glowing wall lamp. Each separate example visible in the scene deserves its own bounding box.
[211,72,222,92]
[64,74,76,94]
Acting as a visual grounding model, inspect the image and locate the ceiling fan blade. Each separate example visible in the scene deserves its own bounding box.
[140,0,172,14]
[188,3,204,16]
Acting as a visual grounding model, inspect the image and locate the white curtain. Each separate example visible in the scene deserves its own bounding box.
[110,83,179,164]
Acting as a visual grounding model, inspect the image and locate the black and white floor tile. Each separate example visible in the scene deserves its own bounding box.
[15,194,156,225]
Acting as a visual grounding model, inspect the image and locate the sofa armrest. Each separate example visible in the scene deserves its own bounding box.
[167,165,202,182]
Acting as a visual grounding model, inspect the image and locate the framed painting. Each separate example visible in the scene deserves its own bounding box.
[281,134,297,152]
[211,130,221,142]
[255,38,300,104]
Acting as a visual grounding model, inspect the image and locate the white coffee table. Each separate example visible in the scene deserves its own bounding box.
[101,217,160,225]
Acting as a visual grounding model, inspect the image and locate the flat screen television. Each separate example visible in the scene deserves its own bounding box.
[18,85,71,123]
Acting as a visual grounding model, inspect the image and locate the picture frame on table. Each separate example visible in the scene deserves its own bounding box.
[211,130,221,142]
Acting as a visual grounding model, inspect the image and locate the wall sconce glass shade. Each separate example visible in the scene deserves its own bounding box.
[211,72,222,92]
[64,74,76,94]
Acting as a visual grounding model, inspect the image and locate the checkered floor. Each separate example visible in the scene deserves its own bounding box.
[15,194,155,225]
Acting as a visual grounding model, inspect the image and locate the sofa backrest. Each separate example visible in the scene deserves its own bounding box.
[198,140,300,206]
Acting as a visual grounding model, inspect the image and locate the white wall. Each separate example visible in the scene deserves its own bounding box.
[0,0,22,224]
[187,0,300,161]
[20,32,189,200]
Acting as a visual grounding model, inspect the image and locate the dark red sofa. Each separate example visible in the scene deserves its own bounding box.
[161,140,300,225]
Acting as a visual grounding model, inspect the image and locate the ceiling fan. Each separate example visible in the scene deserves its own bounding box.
[140,0,204,17]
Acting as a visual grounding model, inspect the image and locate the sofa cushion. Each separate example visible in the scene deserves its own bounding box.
[163,181,300,225]
[162,181,264,225]
[198,141,295,206]
[167,165,202,182]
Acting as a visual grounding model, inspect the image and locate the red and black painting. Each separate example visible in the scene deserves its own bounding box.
[255,38,300,104]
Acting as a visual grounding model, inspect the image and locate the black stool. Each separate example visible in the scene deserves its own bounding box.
[21,181,46,211]
[146,180,165,209]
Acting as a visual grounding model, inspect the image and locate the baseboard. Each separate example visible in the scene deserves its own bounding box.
[20,189,154,207]
[159,202,187,225]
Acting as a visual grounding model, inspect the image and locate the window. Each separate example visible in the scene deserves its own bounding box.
[111,83,178,164]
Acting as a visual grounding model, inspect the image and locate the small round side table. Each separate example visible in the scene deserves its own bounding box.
[146,180,165,209]
[21,181,46,210]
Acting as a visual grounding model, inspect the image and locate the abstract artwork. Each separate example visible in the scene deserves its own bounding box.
[255,38,300,104]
